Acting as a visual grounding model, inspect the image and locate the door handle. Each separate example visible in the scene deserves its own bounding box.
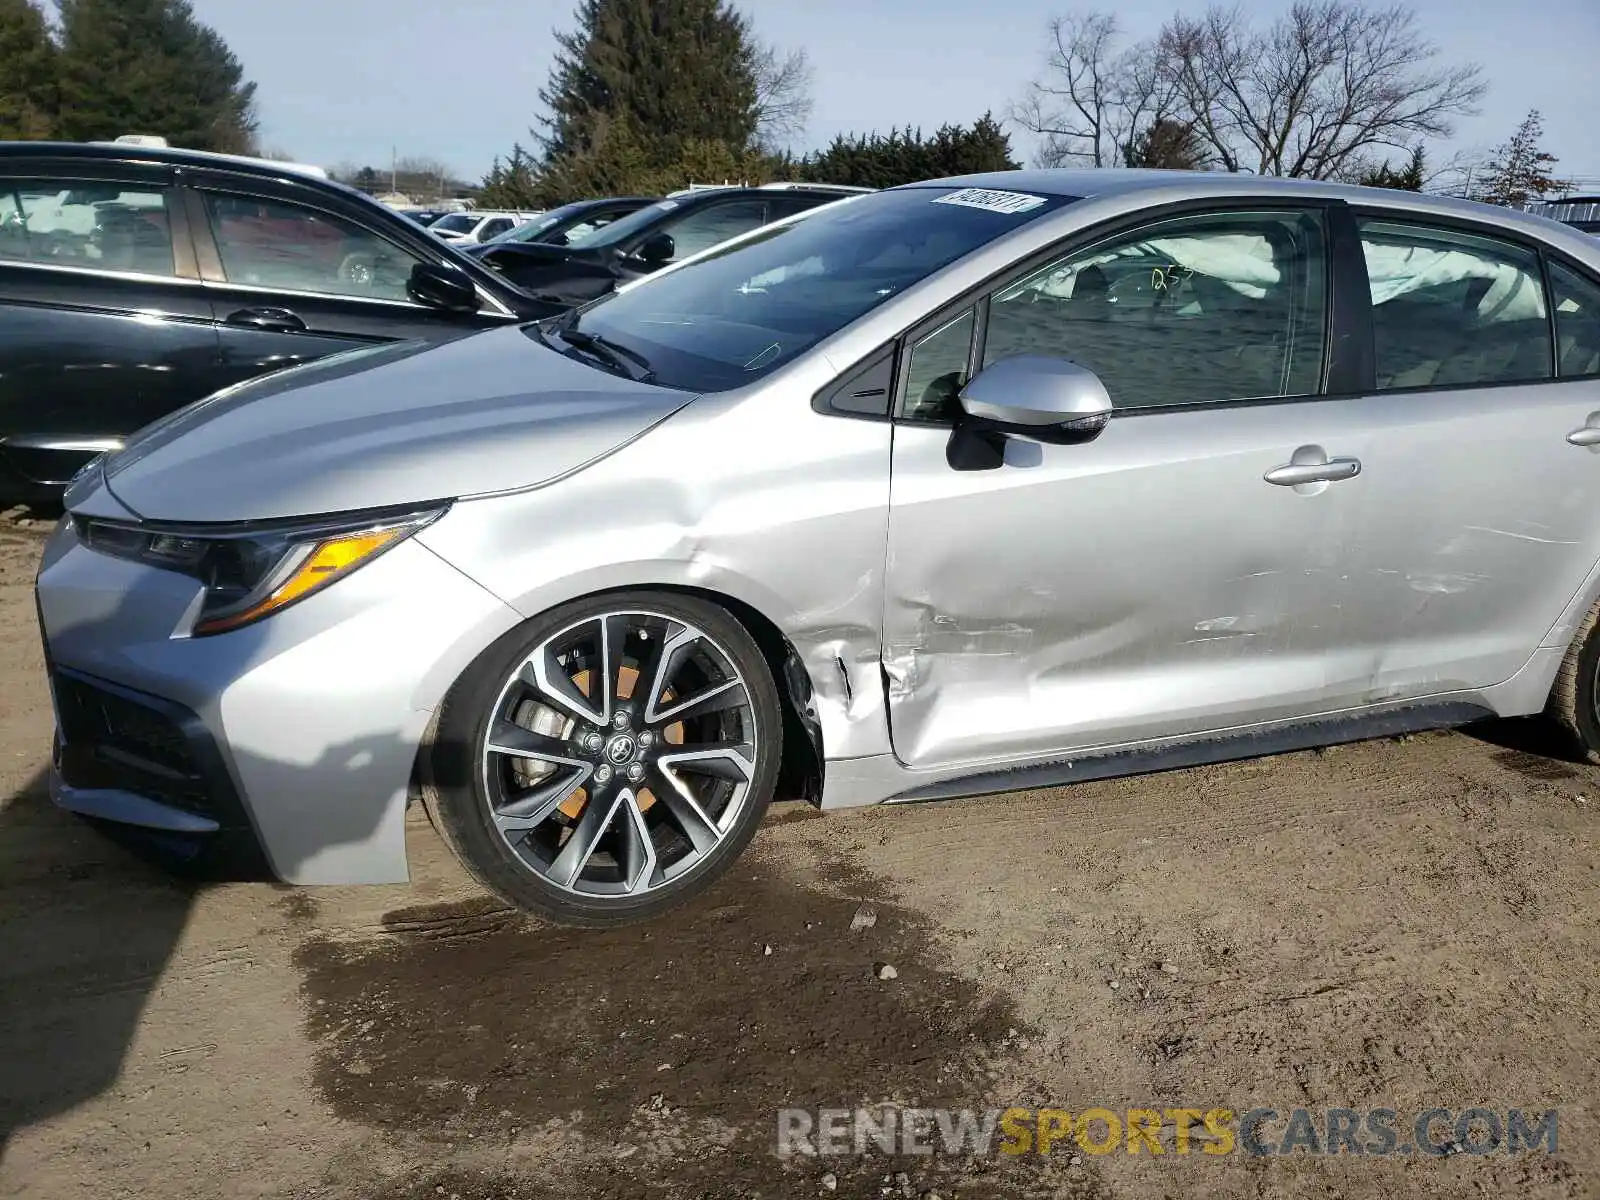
[1264,456,1361,486]
[1567,427,1600,447]
[225,306,307,333]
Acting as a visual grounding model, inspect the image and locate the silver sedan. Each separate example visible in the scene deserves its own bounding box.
[36,169,1600,924]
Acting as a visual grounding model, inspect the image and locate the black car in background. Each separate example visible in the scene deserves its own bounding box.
[0,142,554,501]
[476,183,865,309]
[466,196,658,266]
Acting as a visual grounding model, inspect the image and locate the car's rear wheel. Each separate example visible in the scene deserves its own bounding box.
[424,591,782,926]
[1546,597,1600,763]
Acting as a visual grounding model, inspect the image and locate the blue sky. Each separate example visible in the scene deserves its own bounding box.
[190,0,1595,186]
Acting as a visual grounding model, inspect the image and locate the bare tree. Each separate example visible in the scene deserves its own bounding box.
[750,43,814,149]
[1011,14,1181,168]
[1157,2,1486,178]
[1016,3,1485,178]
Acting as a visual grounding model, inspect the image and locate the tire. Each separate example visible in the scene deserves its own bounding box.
[1545,596,1600,764]
[423,590,783,927]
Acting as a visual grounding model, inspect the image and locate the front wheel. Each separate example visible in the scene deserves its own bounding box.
[424,591,783,926]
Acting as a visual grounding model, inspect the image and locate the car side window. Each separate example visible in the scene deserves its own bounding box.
[653,201,767,263]
[1550,260,1600,379]
[903,309,977,421]
[478,218,513,240]
[979,209,1328,412]
[0,179,176,277]
[201,192,426,302]
[1358,218,1551,390]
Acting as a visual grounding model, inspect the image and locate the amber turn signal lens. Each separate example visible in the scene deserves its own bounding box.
[193,526,409,636]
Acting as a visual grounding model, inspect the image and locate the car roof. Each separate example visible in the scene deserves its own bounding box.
[573,195,658,206]
[0,139,370,203]
[903,167,1592,244]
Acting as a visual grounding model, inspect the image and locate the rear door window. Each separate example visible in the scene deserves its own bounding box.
[1550,260,1600,378]
[1357,218,1552,390]
[0,179,176,276]
[200,192,427,302]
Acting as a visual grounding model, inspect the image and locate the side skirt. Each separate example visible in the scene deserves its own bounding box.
[885,701,1495,805]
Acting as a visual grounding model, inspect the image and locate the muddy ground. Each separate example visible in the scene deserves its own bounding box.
[1,516,1596,1199]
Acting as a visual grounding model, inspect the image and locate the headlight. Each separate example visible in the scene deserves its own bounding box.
[76,503,449,636]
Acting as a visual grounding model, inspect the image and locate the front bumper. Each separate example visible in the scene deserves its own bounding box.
[49,668,275,878]
[36,515,523,884]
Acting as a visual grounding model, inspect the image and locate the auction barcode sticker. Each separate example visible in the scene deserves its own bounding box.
[931,188,1048,215]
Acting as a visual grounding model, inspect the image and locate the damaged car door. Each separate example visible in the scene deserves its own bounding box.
[1313,216,1600,703]
[883,204,1362,770]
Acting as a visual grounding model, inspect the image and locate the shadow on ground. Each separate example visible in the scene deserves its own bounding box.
[0,768,200,1160]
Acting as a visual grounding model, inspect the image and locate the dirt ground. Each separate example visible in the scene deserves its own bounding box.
[1,515,1597,1200]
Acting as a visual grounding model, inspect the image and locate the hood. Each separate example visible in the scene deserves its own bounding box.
[99,326,696,523]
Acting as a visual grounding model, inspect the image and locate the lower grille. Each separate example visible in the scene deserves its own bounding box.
[53,671,220,822]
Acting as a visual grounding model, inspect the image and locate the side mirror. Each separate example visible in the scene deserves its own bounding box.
[948,354,1112,470]
[407,262,481,312]
[636,231,675,266]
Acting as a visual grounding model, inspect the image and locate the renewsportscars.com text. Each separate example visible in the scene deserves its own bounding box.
[775,1105,1559,1158]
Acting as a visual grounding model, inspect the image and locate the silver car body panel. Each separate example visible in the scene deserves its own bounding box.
[100,328,696,522]
[37,517,524,883]
[34,168,1600,882]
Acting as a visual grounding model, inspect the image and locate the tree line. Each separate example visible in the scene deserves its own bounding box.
[0,0,256,153]
[0,0,1576,212]
[481,0,1574,209]
[1007,3,1572,205]
[477,0,1019,208]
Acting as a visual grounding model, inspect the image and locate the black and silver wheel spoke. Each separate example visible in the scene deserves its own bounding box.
[647,763,721,854]
[547,784,624,888]
[652,678,746,724]
[481,609,759,898]
[656,742,756,834]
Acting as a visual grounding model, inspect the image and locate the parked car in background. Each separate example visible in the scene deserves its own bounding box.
[0,141,559,501]
[429,209,543,245]
[479,183,869,308]
[1529,196,1600,236]
[396,207,454,226]
[38,170,1600,925]
[466,196,659,275]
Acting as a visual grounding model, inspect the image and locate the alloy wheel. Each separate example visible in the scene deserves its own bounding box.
[479,609,758,897]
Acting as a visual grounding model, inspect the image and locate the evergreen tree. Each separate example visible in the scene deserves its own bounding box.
[479,144,542,208]
[0,0,56,139]
[55,0,258,152]
[538,0,758,167]
[799,115,1020,188]
[1358,146,1427,191]
[1480,110,1569,207]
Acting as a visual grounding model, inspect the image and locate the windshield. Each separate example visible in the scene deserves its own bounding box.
[571,185,1074,391]
[489,208,572,243]
[566,199,681,249]
[431,213,477,233]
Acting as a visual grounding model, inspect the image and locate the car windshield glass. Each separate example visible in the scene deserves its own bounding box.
[573,185,1075,391]
[565,199,682,248]
[493,209,571,243]
[432,213,476,233]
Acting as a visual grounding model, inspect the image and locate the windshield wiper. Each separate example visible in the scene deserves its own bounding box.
[555,325,656,383]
